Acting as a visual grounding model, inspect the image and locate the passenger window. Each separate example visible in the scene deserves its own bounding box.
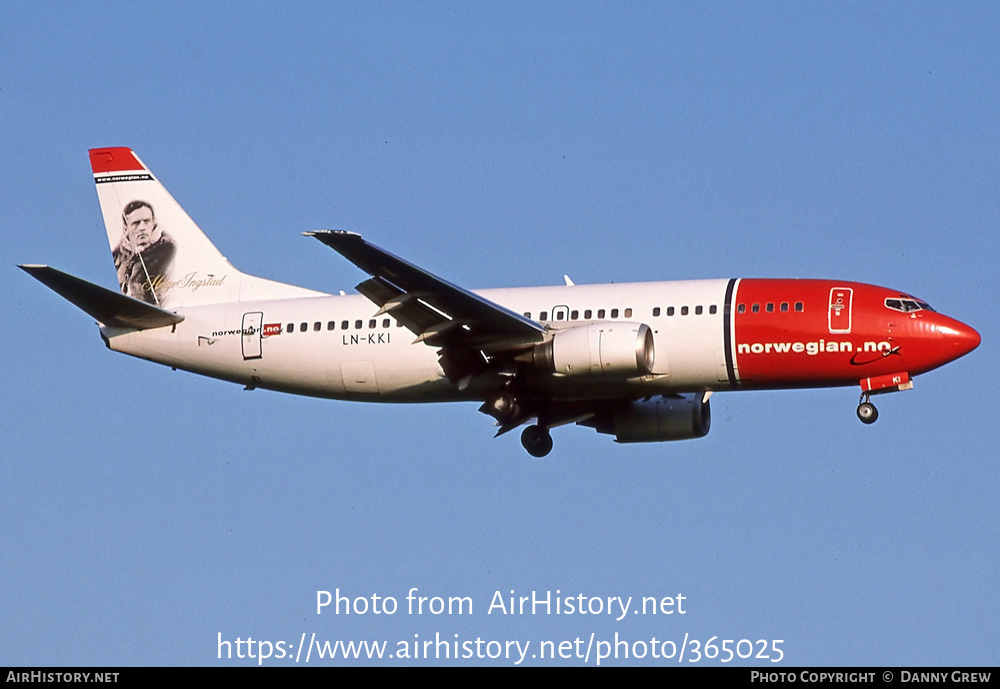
[795,302,804,312]
[327,321,336,330]
[611,308,619,318]
[287,323,294,333]
[369,319,376,329]
[695,305,703,315]
[738,304,745,314]
[681,306,689,316]
[584,309,592,319]
[780,303,788,312]
[653,307,660,317]
[341,320,349,330]
[300,322,308,331]
[570,310,578,320]
[709,305,718,315]
[355,320,362,329]
[752,303,760,313]
[523,312,531,319]
[766,303,774,313]
[314,322,321,331]
[667,307,675,316]
[624,308,632,318]
[383,318,390,328]
[540,311,548,321]
[556,312,564,321]
[597,309,605,319]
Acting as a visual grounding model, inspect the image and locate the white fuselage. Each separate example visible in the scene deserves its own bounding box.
[104,280,732,402]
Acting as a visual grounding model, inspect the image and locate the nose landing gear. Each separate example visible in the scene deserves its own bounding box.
[856,372,913,425]
[856,393,879,424]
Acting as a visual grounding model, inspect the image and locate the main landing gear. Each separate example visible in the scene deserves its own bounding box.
[521,425,553,458]
[856,393,879,425]
[482,389,555,458]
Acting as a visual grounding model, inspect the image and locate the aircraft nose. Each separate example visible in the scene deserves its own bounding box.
[939,317,980,360]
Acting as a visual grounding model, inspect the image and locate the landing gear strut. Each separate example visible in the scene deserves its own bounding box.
[521,425,553,458]
[856,393,878,425]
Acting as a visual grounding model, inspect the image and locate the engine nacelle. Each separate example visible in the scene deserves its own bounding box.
[532,322,654,377]
[583,394,711,443]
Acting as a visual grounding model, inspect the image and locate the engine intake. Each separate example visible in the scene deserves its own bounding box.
[581,394,711,443]
[531,322,654,378]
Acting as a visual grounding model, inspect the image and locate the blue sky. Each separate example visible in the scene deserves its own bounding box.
[2,2,997,666]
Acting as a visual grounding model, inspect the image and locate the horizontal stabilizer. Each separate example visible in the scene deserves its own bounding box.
[19,265,184,330]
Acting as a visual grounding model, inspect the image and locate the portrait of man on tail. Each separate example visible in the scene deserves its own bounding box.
[112,200,175,305]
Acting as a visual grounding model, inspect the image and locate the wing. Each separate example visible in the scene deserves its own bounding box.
[305,230,545,381]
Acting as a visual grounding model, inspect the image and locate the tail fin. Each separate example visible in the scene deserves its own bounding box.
[89,148,320,308]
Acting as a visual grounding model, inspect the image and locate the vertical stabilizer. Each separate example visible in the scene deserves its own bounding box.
[89,148,320,307]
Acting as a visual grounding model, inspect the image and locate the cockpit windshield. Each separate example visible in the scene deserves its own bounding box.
[885,297,934,313]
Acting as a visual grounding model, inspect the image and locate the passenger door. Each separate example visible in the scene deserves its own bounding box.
[828,288,853,334]
[241,311,263,360]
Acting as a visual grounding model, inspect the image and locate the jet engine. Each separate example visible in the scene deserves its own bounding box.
[580,394,711,443]
[530,322,654,377]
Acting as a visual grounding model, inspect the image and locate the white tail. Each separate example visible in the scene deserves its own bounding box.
[89,148,320,308]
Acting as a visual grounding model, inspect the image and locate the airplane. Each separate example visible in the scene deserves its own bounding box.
[20,147,981,457]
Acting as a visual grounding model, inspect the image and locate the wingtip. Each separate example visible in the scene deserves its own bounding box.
[304,229,363,241]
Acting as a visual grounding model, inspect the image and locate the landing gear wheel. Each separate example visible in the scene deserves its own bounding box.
[857,401,878,424]
[521,425,553,458]
[486,392,519,421]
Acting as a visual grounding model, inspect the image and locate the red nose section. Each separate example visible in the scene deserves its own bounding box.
[942,318,980,360]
